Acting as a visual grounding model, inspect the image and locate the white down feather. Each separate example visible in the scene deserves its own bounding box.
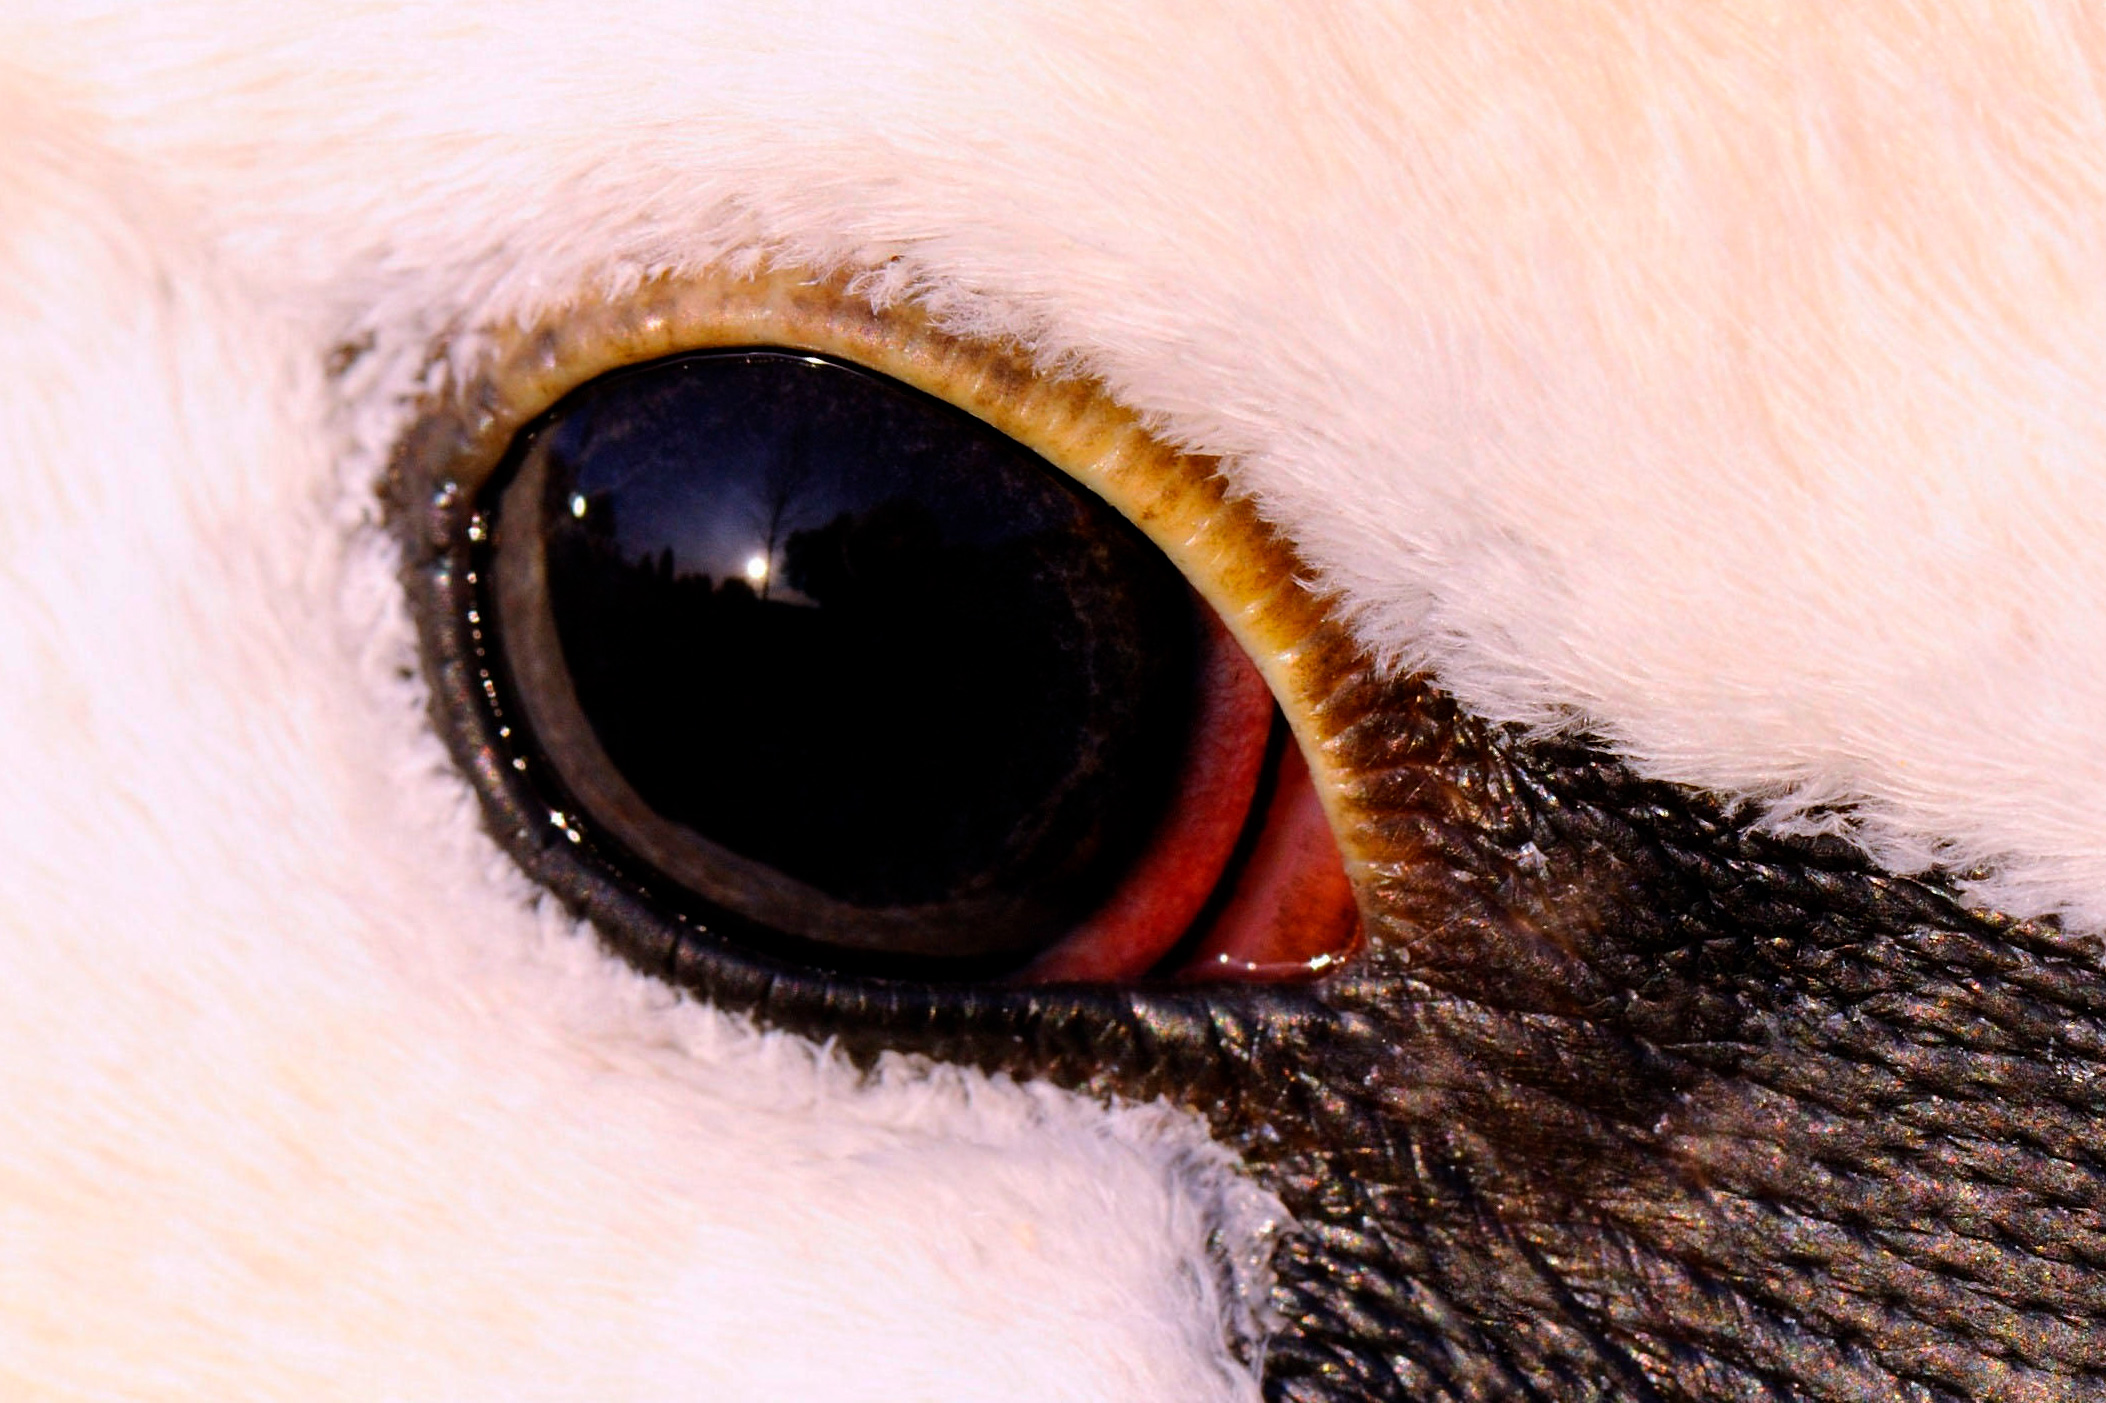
[5,1,2106,1396]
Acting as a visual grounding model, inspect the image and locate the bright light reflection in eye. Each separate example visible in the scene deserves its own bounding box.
[569,493,588,519]
[744,554,769,583]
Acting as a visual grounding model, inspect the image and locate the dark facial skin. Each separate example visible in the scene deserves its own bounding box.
[398,410,2106,1403]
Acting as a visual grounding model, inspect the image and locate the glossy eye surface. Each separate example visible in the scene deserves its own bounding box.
[470,342,1355,979]
[487,349,1202,967]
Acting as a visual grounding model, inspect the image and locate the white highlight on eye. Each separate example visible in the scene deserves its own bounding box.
[569,493,588,519]
[744,554,769,582]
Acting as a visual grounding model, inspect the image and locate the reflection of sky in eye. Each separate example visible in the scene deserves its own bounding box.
[541,351,1081,591]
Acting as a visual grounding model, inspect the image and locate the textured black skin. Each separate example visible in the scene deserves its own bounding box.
[398,468,2106,1402]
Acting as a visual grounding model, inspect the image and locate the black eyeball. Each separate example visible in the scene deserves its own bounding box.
[480,350,1199,969]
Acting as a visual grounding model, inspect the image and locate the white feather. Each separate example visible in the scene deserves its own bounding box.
[5,1,2104,1395]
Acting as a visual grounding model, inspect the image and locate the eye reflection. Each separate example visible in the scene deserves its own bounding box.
[488,350,1200,966]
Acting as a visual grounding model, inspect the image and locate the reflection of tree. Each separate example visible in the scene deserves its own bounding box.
[753,419,816,600]
[780,499,942,606]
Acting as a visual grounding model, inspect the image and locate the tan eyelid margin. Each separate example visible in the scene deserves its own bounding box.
[415,265,1378,892]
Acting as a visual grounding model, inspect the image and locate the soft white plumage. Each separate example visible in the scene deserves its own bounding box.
[5,2,2104,1396]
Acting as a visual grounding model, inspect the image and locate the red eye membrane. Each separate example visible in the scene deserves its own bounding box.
[1023,605,1361,983]
[469,348,1358,984]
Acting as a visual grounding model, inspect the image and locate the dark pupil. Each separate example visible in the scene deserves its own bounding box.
[488,350,1196,966]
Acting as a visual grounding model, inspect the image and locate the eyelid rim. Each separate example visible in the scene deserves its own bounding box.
[392,264,1380,964]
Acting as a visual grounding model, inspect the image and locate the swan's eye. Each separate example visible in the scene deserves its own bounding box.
[400,272,1361,983]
